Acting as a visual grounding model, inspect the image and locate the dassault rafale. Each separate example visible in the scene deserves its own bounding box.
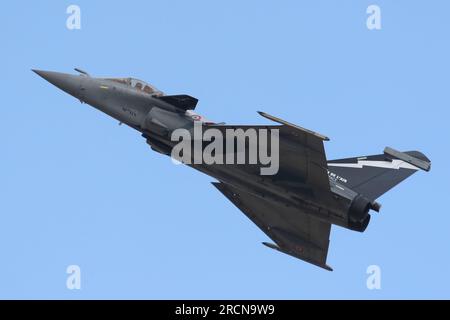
[34,69,431,270]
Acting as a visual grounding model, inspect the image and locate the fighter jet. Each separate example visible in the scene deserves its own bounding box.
[33,69,431,271]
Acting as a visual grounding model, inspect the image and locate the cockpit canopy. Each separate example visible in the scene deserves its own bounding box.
[105,77,164,96]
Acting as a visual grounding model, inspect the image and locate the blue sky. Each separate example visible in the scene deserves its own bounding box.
[1,1,449,299]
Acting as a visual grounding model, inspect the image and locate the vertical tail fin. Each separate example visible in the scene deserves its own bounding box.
[327,147,430,201]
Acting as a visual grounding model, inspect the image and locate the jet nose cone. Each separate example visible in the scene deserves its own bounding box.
[32,69,65,84]
[32,69,49,79]
[32,69,82,98]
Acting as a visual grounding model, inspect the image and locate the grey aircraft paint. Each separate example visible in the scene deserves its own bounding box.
[33,69,431,271]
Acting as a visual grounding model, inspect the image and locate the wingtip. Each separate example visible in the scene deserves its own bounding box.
[258,111,330,141]
[262,242,280,250]
[323,264,333,272]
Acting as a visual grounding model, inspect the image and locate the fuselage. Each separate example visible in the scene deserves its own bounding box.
[33,70,372,233]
